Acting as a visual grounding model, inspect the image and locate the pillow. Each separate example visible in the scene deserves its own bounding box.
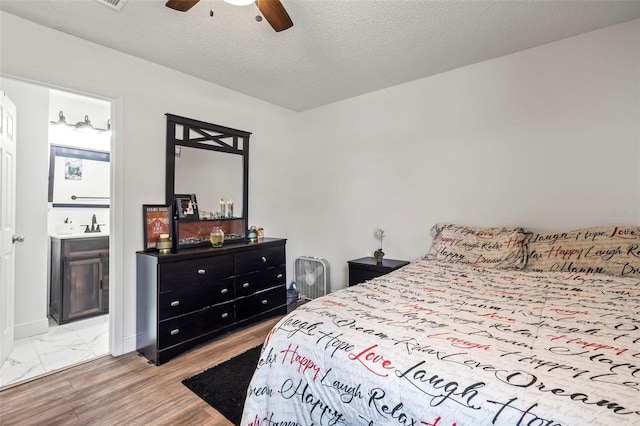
[427,223,527,269]
[524,225,640,277]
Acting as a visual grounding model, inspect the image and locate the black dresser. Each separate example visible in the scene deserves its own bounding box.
[136,238,287,365]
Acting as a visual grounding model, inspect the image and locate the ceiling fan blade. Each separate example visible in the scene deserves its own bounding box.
[166,0,200,12]
[257,0,293,32]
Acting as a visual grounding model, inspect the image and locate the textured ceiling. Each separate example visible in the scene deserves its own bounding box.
[1,0,640,111]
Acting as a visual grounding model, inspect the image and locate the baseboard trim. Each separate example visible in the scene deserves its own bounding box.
[119,335,137,356]
[14,318,49,339]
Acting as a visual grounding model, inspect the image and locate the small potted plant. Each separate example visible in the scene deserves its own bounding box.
[374,228,385,264]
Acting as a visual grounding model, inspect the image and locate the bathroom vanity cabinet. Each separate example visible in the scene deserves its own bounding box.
[49,235,109,325]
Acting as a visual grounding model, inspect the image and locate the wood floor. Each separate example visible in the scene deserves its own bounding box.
[0,317,281,426]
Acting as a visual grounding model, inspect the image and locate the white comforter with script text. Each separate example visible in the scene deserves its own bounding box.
[241,259,640,426]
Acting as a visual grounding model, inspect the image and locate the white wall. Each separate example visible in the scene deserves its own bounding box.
[48,90,111,233]
[0,11,298,355]
[287,19,640,291]
[1,11,638,353]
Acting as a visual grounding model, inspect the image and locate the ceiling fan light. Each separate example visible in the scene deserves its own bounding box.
[223,0,255,6]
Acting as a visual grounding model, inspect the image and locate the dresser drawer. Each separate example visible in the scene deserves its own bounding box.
[158,278,234,320]
[159,254,234,291]
[236,286,286,320]
[235,246,285,274]
[158,302,234,348]
[235,266,285,297]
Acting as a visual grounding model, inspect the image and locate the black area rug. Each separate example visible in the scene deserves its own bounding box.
[182,345,262,426]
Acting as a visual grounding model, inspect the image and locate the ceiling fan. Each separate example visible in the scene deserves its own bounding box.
[165,0,293,32]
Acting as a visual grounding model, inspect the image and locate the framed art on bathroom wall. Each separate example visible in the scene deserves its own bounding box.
[143,204,172,249]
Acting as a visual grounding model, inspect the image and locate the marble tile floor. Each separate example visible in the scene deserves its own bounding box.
[0,314,109,388]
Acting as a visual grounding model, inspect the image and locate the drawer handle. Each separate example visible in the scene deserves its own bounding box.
[170,329,180,336]
[170,300,180,307]
[277,273,283,279]
[197,269,206,275]
[242,282,250,288]
[261,299,268,305]
[220,288,229,294]
[261,256,267,263]
[221,312,229,319]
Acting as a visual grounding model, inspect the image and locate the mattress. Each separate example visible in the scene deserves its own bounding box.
[240,259,640,425]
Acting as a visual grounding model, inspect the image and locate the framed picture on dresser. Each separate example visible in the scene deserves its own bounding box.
[142,204,172,249]
[173,193,199,220]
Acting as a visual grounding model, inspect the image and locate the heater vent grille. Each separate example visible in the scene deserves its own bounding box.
[94,0,128,11]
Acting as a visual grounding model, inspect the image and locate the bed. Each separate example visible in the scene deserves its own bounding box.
[240,224,640,425]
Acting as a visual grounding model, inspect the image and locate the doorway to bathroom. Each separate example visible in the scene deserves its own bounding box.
[0,80,112,388]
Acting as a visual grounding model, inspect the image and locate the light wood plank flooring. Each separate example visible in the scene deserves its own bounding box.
[0,317,281,426]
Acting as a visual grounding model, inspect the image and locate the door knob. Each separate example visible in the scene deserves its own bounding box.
[12,235,25,243]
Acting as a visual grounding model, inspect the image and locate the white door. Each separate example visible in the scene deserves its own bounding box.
[0,90,17,365]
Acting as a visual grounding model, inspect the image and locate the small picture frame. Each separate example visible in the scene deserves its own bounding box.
[143,204,172,249]
[174,193,199,220]
[65,157,83,180]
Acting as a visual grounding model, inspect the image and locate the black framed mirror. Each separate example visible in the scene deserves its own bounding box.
[48,145,110,208]
[165,114,250,248]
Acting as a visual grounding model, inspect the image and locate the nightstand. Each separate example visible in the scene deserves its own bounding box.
[347,257,410,286]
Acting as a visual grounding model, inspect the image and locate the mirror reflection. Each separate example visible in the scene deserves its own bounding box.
[174,146,243,218]
[165,113,250,249]
[48,145,110,207]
